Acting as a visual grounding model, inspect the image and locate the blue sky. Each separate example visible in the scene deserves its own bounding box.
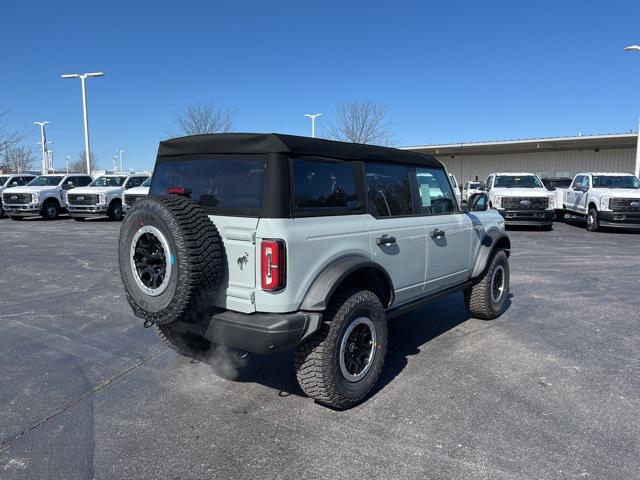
[2,0,640,172]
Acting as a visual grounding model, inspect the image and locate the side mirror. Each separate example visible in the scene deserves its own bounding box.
[11,181,18,186]
[468,193,489,212]
[581,185,589,193]
[573,184,582,191]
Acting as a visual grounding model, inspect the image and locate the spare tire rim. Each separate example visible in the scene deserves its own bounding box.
[339,317,376,383]
[491,264,506,304]
[130,225,172,296]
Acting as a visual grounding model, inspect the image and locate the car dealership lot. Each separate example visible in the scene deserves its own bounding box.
[1,217,639,479]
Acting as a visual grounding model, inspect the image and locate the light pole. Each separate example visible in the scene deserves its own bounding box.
[304,113,322,138]
[65,155,70,174]
[34,121,50,174]
[624,45,640,178]
[61,72,104,174]
[117,150,124,172]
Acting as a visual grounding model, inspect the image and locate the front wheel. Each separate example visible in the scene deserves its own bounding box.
[586,208,600,232]
[108,201,123,221]
[464,250,510,320]
[555,210,565,221]
[294,288,387,409]
[42,200,59,220]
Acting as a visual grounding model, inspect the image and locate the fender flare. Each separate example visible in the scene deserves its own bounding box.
[299,255,394,311]
[471,229,511,279]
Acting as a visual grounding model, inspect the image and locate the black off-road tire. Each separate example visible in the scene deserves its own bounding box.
[156,323,212,357]
[586,208,600,232]
[294,288,388,410]
[464,250,510,320]
[119,195,223,326]
[108,201,123,221]
[41,199,59,220]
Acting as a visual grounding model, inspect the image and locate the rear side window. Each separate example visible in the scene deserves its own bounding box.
[365,163,412,217]
[292,158,358,211]
[151,157,266,214]
[77,176,92,186]
[415,168,457,215]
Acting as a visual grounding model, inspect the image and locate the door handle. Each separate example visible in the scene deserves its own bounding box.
[431,229,446,239]
[376,235,397,246]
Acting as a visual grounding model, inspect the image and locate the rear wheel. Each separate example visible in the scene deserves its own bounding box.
[464,250,510,320]
[294,288,387,409]
[586,208,600,232]
[42,200,59,220]
[119,195,223,326]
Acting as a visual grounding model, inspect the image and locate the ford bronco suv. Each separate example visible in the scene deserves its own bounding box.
[0,174,37,218]
[67,173,149,221]
[559,172,640,231]
[119,134,511,409]
[3,173,92,220]
[484,172,555,229]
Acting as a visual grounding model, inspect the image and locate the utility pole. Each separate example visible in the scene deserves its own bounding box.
[61,72,105,174]
[304,113,322,138]
[34,121,51,174]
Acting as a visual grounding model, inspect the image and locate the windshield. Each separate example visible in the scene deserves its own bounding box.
[90,176,126,187]
[28,176,63,186]
[592,175,640,189]
[494,175,543,188]
[0,176,10,186]
[141,177,152,187]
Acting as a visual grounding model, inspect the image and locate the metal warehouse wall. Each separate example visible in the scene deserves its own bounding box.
[437,147,636,183]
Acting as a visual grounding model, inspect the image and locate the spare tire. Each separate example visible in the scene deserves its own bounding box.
[119,195,223,325]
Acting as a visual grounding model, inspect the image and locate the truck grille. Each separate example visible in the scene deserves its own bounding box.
[502,196,548,210]
[2,192,32,204]
[610,198,640,211]
[67,193,99,205]
[123,194,146,206]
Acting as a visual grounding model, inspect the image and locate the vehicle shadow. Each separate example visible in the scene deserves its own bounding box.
[226,291,511,404]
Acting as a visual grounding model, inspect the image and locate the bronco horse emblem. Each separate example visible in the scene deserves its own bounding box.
[237,252,249,270]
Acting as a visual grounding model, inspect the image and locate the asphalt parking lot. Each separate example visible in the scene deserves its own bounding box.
[1,215,639,479]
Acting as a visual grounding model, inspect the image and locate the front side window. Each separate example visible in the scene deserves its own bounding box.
[572,175,584,189]
[0,176,10,186]
[141,177,152,187]
[365,163,412,217]
[125,177,147,189]
[486,176,494,189]
[151,157,266,213]
[592,175,640,189]
[28,176,64,186]
[292,158,358,211]
[415,168,457,215]
[494,175,543,188]
[90,176,127,187]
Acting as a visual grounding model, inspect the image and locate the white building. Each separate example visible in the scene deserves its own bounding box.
[404,133,639,183]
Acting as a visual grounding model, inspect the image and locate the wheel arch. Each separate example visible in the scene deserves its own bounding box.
[299,256,394,311]
[588,201,598,211]
[471,229,511,279]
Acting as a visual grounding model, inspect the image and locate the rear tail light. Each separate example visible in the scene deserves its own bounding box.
[261,239,286,291]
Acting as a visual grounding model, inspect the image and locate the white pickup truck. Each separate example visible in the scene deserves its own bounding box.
[2,174,93,220]
[66,174,149,221]
[122,177,151,213]
[483,172,555,229]
[0,174,37,217]
[557,172,640,231]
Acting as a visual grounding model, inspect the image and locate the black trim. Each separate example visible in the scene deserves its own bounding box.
[386,281,472,319]
[498,209,553,225]
[598,211,640,228]
[178,310,322,354]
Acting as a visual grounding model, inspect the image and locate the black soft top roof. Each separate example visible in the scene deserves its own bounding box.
[157,133,442,168]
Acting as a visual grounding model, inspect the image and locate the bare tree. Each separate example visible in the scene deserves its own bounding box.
[0,109,28,168]
[167,101,235,137]
[324,100,395,146]
[1,146,34,173]
[69,151,99,173]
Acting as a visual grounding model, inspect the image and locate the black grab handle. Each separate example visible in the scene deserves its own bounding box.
[376,235,397,246]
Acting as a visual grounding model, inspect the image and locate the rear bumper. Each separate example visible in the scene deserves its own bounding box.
[3,203,42,216]
[599,211,640,229]
[498,209,554,225]
[178,310,322,354]
[67,204,108,216]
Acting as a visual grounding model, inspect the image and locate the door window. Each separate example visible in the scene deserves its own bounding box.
[581,176,590,189]
[292,158,358,212]
[572,176,584,189]
[126,176,146,189]
[486,176,494,189]
[365,163,412,217]
[415,168,457,215]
